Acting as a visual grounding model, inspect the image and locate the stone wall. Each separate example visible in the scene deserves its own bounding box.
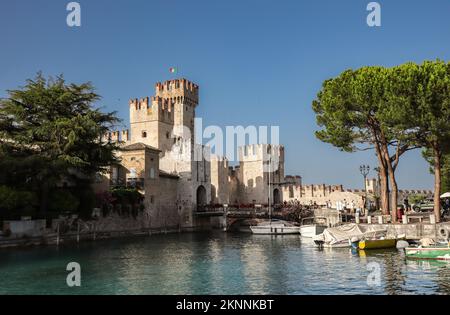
[232,144,285,204]
[210,155,230,204]
[3,220,46,238]
[150,176,180,229]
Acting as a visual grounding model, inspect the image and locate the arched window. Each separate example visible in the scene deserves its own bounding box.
[196,185,207,211]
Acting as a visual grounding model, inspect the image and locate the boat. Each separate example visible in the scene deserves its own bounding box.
[358,239,397,250]
[300,217,327,238]
[250,156,300,235]
[250,220,300,235]
[405,246,450,260]
[313,224,387,248]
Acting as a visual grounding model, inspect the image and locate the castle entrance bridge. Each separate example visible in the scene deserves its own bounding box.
[194,206,270,231]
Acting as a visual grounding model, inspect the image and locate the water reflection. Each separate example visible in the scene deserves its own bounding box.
[0,232,449,295]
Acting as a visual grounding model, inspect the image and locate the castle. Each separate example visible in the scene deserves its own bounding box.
[95,78,433,230]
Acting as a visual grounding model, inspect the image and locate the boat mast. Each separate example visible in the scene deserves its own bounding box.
[269,154,272,222]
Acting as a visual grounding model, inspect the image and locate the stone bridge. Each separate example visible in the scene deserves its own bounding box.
[194,207,269,231]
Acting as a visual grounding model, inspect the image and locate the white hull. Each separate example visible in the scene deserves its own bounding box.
[313,239,351,248]
[250,224,300,235]
[313,224,388,248]
[322,242,351,248]
[300,225,327,238]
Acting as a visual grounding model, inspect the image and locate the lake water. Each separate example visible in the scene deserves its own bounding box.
[1,232,449,295]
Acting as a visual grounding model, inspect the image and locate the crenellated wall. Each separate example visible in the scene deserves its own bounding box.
[230,144,285,204]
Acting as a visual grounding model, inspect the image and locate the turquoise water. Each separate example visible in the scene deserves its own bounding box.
[0,232,449,295]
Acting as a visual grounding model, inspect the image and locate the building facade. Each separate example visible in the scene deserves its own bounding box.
[95,78,433,229]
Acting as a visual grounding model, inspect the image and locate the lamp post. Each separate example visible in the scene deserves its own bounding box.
[360,165,370,214]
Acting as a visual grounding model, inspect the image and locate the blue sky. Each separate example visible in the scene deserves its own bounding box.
[1,0,449,189]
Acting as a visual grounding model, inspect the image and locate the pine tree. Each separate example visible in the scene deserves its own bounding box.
[0,73,120,218]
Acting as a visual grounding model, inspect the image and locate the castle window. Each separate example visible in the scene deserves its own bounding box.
[166,131,170,139]
[150,168,155,179]
[142,131,147,138]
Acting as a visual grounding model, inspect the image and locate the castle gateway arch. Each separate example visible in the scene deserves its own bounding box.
[196,185,207,211]
[273,188,281,205]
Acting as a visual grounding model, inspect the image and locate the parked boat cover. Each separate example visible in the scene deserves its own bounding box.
[321,224,386,245]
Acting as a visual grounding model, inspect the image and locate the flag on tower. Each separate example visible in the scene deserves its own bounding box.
[169,67,178,74]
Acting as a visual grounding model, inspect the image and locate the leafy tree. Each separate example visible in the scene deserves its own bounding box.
[423,149,450,194]
[312,66,417,222]
[443,154,450,193]
[408,194,426,206]
[0,73,120,218]
[391,61,450,222]
[48,190,80,213]
[0,186,37,218]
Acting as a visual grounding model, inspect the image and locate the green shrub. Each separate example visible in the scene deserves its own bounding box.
[48,190,80,213]
[74,188,96,219]
[0,186,38,219]
[409,194,426,205]
[110,188,143,206]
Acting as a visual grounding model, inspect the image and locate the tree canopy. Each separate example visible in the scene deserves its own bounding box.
[313,60,450,222]
[0,73,120,219]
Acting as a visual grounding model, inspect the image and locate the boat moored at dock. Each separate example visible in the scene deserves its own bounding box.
[250,220,301,235]
[357,239,397,250]
[406,245,450,260]
[313,224,388,248]
[300,217,328,238]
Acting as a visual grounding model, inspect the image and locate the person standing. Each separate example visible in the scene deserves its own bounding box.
[403,198,410,212]
[350,200,355,214]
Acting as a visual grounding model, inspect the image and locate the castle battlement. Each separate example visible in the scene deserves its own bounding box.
[155,78,199,107]
[103,129,130,144]
[155,78,199,93]
[238,144,285,162]
[285,175,302,185]
[129,95,174,124]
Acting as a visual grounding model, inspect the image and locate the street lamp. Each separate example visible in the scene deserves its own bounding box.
[360,165,370,213]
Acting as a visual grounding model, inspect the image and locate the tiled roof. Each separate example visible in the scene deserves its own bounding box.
[159,170,179,179]
[121,143,161,152]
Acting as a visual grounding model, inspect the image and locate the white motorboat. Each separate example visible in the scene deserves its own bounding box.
[313,224,387,248]
[300,216,328,238]
[250,220,300,235]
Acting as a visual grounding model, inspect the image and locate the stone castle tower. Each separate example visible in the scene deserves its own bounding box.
[127,79,210,228]
[129,78,198,155]
[233,144,285,205]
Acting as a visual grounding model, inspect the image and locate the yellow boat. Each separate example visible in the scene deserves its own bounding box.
[358,239,397,250]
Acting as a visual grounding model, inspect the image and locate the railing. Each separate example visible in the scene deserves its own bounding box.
[195,205,226,214]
